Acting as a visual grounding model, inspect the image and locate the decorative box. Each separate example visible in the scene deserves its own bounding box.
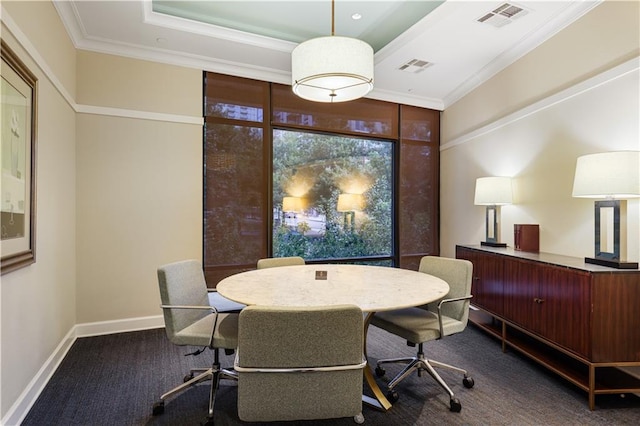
[514,224,539,252]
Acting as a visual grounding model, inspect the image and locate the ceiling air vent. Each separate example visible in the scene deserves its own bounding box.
[398,59,432,74]
[477,3,529,28]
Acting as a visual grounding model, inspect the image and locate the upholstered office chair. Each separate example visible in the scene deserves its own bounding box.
[235,304,366,424]
[372,256,475,412]
[256,256,305,269]
[153,260,238,425]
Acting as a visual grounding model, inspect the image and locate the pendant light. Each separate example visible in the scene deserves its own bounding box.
[291,0,374,103]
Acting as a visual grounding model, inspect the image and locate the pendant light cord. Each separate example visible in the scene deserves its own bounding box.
[331,0,335,36]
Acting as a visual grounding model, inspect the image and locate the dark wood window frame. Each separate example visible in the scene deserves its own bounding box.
[203,72,439,286]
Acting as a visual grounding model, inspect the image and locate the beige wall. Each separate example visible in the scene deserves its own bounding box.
[440,0,640,260]
[1,1,76,419]
[76,113,203,323]
[75,52,203,323]
[76,51,200,116]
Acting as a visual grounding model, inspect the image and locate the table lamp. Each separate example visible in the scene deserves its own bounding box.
[474,177,513,247]
[572,151,640,269]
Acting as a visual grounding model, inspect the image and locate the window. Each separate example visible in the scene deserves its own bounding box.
[204,73,439,286]
[273,130,392,262]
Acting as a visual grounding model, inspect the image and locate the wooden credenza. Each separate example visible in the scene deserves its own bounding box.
[456,244,640,410]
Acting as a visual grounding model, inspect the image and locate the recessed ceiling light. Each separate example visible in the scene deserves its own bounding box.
[351,13,362,20]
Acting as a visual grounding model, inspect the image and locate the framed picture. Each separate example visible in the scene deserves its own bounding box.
[1,40,37,274]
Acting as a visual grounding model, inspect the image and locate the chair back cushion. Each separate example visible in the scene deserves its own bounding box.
[256,256,305,269]
[236,304,363,422]
[420,256,473,323]
[157,260,210,342]
[238,304,362,368]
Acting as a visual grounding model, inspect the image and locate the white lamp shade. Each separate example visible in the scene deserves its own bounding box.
[337,193,364,212]
[291,36,374,103]
[572,151,640,199]
[474,177,513,205]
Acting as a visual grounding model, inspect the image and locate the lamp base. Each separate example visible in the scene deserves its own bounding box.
[585,257,639,269]
[481,241,507,248]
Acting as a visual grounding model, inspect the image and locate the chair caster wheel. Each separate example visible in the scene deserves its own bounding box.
[184,373,194,382]
[463,376,474,388]
[375,366,385,377]
[152,401,164,416]
[202,418,215,426]
[353,412,365,424]
[449,397,462,412]
[386,390,399,404]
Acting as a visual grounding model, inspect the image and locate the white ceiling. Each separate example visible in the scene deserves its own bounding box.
[53,0,601,110]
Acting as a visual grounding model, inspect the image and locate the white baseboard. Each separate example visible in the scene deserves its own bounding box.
[1,328,75,426]
[74,315,164,338]
[1,315,164,426]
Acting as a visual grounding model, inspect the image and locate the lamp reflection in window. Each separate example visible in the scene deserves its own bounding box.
[337,193,364,232]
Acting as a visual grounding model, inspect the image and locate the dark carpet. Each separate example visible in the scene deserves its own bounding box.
[22,325,640,425]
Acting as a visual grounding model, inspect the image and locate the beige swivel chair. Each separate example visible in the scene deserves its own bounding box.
[153,260,238,425]
[371,256,475,412]
[256,256,305,269]
[235,304,366,423]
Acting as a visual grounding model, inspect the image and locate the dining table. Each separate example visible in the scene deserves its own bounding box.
[216,263,450,411]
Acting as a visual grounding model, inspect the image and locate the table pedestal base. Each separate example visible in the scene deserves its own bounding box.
[362,313,393,412]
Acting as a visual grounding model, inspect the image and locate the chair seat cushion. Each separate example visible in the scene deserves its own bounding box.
[371,307,465,344]
[173,312,238,349]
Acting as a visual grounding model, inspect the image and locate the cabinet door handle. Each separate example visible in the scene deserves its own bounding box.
[533,298,545,304]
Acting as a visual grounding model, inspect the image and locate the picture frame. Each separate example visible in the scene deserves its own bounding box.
[1,40,37,275]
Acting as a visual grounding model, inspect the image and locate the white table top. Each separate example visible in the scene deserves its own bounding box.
[216,264,449,312]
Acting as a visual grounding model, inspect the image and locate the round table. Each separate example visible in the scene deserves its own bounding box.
[217,263,449,411]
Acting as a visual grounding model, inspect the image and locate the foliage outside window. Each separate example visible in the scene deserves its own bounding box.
[272,130,392,261]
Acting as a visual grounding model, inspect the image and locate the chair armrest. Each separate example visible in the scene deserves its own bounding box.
[161,304,218,313]
[234,353,366,373]
[435,295,473,338]
[160,304,220,346]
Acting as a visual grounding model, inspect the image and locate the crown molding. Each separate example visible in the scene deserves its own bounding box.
[54,0,292,86]
[368,88,444,111]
